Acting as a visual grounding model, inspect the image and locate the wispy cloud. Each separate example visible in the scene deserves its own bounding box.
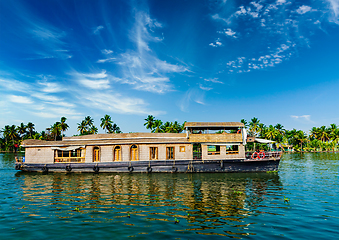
[78,92,165,115]
[199,84,212,91]
[178,88,205,112]
[0,78,31,92]
[204,78,224,84]
[37,77,65,93]
[102,49,113,54]
[108,11,188,93]
[93,25,104,35]
[8,95,33,104]
[291,115,314,123]
[97,58,116,63]
[296,5,313,15]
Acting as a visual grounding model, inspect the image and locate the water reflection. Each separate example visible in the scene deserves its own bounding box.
[15,171,282,238]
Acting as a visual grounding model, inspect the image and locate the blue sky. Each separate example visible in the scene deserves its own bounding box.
[1,0,339,135]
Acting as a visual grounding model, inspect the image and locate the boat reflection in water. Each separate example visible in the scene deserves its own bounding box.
[16,172,282,238]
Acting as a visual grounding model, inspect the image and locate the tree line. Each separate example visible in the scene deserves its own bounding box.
[1,115,338,152]
[242,117,339,152]
[144,115,185,133]
[0,115,121,152]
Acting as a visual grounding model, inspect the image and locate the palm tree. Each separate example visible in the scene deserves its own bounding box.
[110,123,121,133]
[51,122,62,141]
[17,123,27,140]
[310,127,319,140]
[318,126,330,142]
[240,119,248,129]
[77,120,87,135]
[265,125,278,141]
[152,120,163,133]
[1,125,10,145]
[8,125,18,146]
[100,114,113,133]
[26,122,35,138]
[89,125,98,134]
[249,117,260,137]
[59,117,69,138]
[329,124,338,141]
[144,115,155,131]
[161,121,171,133]
[85,116,94,127]
[173,121,183,133]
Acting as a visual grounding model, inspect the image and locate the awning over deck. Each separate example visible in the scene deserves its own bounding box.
[51,146,85,151]
[254,138,275,144]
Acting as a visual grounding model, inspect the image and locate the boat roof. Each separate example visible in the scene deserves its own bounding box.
[184,122,244,128]
[22,133,188,147]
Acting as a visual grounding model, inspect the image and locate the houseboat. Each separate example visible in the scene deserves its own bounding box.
[15,122,282,173]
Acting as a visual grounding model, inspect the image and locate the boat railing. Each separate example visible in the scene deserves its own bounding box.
[245,151,282,160]
[54,157,85,163]
[193,151,202,160]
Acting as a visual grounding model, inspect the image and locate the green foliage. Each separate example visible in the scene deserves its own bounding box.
[144,115,185,133]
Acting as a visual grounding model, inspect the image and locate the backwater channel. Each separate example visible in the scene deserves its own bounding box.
[0,152,338,239]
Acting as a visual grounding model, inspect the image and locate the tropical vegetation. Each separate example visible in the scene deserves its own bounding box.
[144,115,185,133]
[1,115,338,153]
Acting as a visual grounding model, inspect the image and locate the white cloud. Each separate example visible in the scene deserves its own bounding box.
[327,0,339,23]
[93,25,104,34]
[296,5,312,15]
[0,78,31,92]
[31,93,75,107]
[219,28,237,38]
[78,79,110,89]
[97,58,116,63]
[178,88,205,112]
[204,78,224,84]
[102,49,113,54]
[291,115,313,122]
[199,84,212,91]
[209,38,223,47]
[110,11,188,94]
[79,92,164,115]
[8,95,33,104]
[37,79,65,93]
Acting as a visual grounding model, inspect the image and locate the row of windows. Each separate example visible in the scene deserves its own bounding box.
[111,145,186,161]
[207,145,239,155]
[54,144,239,163]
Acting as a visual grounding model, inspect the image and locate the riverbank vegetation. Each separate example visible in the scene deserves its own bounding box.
[1,115,338,152]
[242,118,339,152]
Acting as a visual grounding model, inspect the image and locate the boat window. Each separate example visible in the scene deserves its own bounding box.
[179,146,185,152]
[114,146,121,161]
[130,145,138,161]
[93,147,100,162]
[166,147,175,160]
[226,145,239,154]
[208,145,220,155]
[150,147,158,160]
[54,148,85,163]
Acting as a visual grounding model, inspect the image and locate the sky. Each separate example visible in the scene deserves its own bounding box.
[1,0,339,136]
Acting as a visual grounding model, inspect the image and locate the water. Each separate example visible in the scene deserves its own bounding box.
[1,153,338,239]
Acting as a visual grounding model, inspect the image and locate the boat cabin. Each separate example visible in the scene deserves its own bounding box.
[21,122,246,164]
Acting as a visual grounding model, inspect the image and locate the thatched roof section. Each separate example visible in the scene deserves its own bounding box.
[184,122,244,128]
